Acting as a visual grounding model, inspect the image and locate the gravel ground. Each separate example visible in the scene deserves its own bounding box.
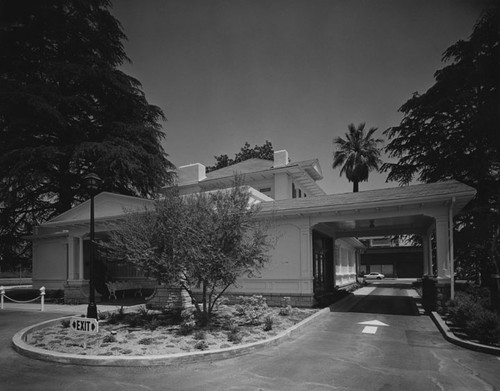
[26,305,318,356]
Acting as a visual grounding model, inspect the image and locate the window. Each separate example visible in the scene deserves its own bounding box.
[292,182,307,199]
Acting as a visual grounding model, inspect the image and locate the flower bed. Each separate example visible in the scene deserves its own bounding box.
[26,301,318,356]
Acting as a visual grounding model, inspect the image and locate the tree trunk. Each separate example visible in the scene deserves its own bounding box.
[201,280,209,325]
[353,181,359,192]
[490,224,500,312]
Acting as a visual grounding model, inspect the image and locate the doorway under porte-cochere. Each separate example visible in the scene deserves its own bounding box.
[312,231,334,296]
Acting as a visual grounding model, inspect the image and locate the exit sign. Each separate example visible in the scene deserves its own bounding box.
[70,317,99,334]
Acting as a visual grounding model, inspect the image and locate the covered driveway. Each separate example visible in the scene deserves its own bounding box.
[262,180,476,298]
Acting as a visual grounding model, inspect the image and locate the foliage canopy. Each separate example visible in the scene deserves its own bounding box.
[382,8,500,281]
[206,141,274,172]
[332,123,383,192]
[103,181,273,323]
[0,0,174,269]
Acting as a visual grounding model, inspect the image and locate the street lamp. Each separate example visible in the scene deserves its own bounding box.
[83,173,102,319]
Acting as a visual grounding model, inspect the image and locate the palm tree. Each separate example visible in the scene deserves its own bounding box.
[332,123,383,192]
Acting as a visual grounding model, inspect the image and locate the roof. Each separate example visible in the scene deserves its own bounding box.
[206,159,274,180]
[42,192,154,227]
[259,180,476,216]
[196,157,325,197]
[205,158,323,181]
[37,187,272,231]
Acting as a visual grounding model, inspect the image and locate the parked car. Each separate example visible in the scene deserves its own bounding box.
[364,272,385,280]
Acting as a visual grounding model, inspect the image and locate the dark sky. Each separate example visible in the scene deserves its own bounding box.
[111,0,485,194]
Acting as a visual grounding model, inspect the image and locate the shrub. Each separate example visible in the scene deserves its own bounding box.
[105,306,127,325]
[279,305,292,316]
[138,337,154,345]
[221,315,236,330]
[263,314,274,331]
[60,319,71,328]
[235,295,268,325]
[194,330,206,340]
[446,289,500,346]
[127,315,142,328]
[464,308,500,345]
[138,305,149,318]
[227,326,242,344]
[145,317,160,331]
[97,311,107,321]
[102,334,117,343]
[178,307,196,335]
[194,340,209,350]
[446,292,477,328]
[213,296,229,310]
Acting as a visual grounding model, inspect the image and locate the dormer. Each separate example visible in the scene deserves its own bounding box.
[171,148,326,199]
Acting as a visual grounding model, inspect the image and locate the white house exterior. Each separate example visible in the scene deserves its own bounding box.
[29,149,476,307]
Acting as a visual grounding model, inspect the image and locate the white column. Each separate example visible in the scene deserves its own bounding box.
[67,237,74,280]
[422,231,431,276]
[334,243,340,286]
[449,197,456,299]
[79,237,84,280]
[428,225,434,276]
[331,234,337,288]
[299,226,311,277]
[435,216,450,278]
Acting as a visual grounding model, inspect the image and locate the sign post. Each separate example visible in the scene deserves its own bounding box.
[70,317,99,349]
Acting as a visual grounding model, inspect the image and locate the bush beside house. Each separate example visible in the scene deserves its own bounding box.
[445,286,500,346]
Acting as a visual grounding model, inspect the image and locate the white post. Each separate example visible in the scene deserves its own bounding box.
[435,216,450,278]
[40,286,45,312]
[79,237,84,280]
[1,286,4,310]
[422,234,430,276]
[449,197,456,300]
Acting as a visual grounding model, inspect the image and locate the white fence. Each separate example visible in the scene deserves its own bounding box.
[0,286,45,311]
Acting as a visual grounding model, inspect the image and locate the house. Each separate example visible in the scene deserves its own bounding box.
[29,149,476,307]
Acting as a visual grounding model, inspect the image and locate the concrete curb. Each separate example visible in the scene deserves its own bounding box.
[12,307,330,366]
[430,311,500,356]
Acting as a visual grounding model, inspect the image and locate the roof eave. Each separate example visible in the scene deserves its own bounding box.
[259,186,476,218]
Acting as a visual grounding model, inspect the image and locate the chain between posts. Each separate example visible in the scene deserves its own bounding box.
[0,286,45,311]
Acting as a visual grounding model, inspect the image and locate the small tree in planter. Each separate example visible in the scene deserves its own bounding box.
[103,178,273,325]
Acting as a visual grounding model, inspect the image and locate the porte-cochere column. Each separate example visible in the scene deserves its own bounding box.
[434,215,450,279]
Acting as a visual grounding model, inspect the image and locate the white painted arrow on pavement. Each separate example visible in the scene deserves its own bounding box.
[358,320,389,334]
[358,320,389,327]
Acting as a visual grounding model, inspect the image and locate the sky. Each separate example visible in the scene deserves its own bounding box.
[110,0,486,194]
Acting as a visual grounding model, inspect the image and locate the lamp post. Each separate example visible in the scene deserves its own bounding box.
[84,173,102,319]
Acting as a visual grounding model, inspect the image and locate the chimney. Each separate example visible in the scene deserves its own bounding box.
[273,150,289,168]
[177,163,206,185]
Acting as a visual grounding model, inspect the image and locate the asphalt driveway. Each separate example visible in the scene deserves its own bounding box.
[1,281,499,391]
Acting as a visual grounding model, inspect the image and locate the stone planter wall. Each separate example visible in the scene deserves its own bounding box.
[191,292,314,308]
[63,282,102,304]
[146,285,192,310]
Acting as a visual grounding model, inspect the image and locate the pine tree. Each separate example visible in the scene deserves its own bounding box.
[0,0,174,269]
